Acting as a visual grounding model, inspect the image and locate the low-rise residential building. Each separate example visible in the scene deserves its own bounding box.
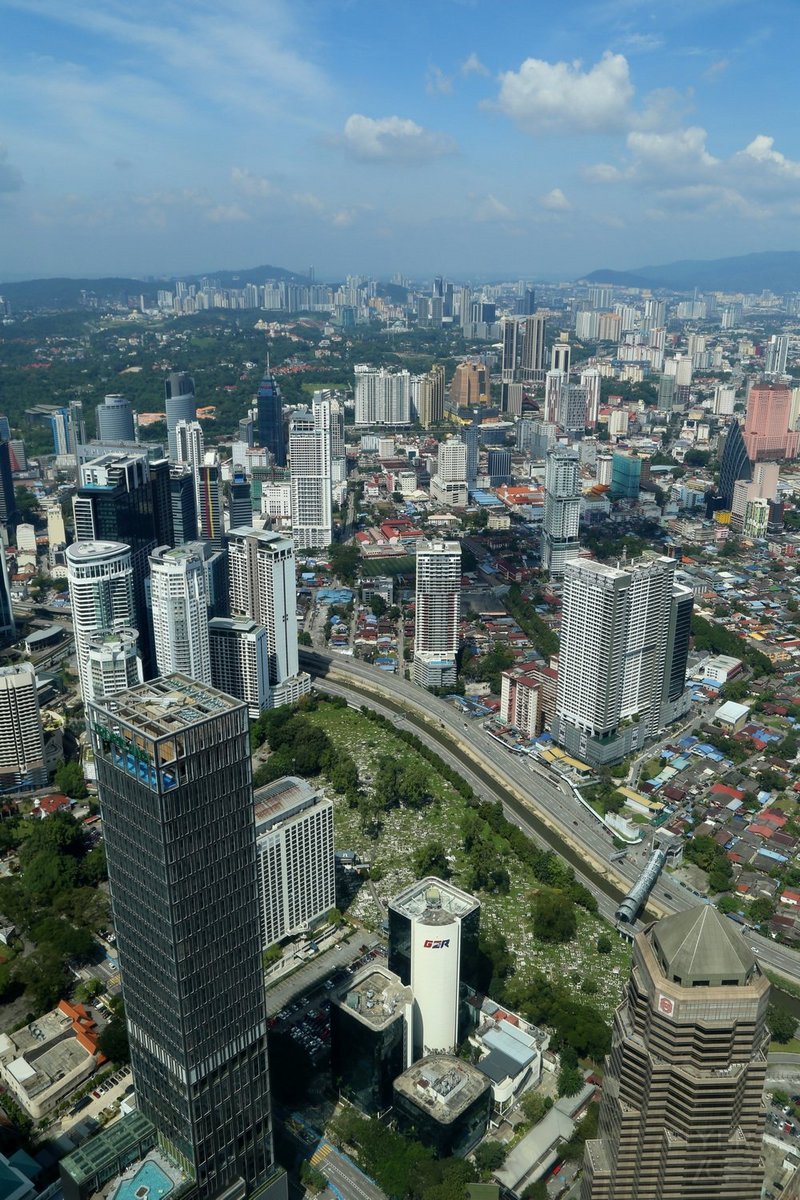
[0,1001,105,1119]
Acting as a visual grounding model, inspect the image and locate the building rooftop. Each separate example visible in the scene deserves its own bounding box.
[651,905,757,987]
[393,1055,489,1123]
[90,674,245,739]
[389,877,479,924]
[66,541,129,561]
[254,776,324,830]
[60,1112,156,1191]
[333,965,411,1030]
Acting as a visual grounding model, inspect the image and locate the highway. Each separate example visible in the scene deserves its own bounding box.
[300,648,800,985]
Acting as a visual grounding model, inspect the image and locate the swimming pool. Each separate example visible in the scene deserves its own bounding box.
[112,1160,174,1200]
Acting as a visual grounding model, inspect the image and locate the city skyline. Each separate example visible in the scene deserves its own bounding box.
[2,0,800,279]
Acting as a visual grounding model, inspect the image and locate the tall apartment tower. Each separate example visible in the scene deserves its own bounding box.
[96,394,135,442]
[66,541,136,703]
[175,418,205,526]
[501,317,523,383]
[542,448,581,577]
[551,340,571,375]
[354,366,412,426]
[149,545,211,684]
[580,368,602,429]
[88,676,284,1200]
[743,381,799,461]
[198,454,224,550]
[520,314,546,383]
[553,556,692,765]
[581,907,769,1200]
[257,363,286,467]
[164,372,196,462]
[765,332,789,376]
[86,630,143,700]
[288,402,333,551]
[413,538,461,689]
[416,365,445,429]
[209,618,270,717]
[0,664,47,791]
[227,527,310,708]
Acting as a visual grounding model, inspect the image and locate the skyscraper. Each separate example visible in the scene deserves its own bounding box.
[554,556,692,765]
[543,370,565,424]
[449,362,490,409]
[229,472,253,529]
[743,381,798,460]
[551,340,571,374]
[581,907,769,1200]
[175,418,205,525]
[169,464,198,546]
[520,314,546,383]
[256,363,286,465]
[66,541,136,702]
[415,365,445,429]
[149,545,211,684]
[413,539,461,689]
[96,394,135,442]
[209,618,270,717]
[718,420,752,508]
[0,440,19,532]
[542,448,581,577]
[765,332,789,376]
[0,544,15,644]
[580,368,601,429]
[288,402,333,551]
[500,317,523,383]
[86,630,143,700]
[88,676,284,1200]
[198,454,223,550]
[0,664,47,791]
[227,527,311,708]
[354,366,411,426]
[164,372,196,462]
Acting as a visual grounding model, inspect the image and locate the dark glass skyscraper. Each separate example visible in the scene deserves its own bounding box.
[256,367,286,466]
[719,419,753,508]
[0,440,18,532]
[88,675,284,1200]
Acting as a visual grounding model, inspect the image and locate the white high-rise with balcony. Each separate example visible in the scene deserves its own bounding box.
[0,664,47,791]
[149,545,211,684]
[413,538,461,689]
[289,402,333,551]
[66,541,136,702]
[354,366,411,426]
[542,448,581,577]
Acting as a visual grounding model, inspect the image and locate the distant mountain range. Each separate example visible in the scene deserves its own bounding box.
[0,264,308,312]
[580,250,800,294]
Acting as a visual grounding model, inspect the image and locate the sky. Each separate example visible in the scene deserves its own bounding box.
[1,0,800,282]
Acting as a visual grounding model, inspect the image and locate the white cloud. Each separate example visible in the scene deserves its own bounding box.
[473,193,514,221]
[340,114,457,163]
[626,126,718,176]
[736,135,800,179]
[540,187,572,211]
[231,167,274,197]
[582,162,628,183]
[461,52,489,77]
[0,145,23,193]
[426,66,453,95]
[705,57,730,79]
[206,203,250,223]
[619,31,664,53]
[492,51,634,134]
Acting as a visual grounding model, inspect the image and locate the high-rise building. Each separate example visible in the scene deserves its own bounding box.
[169,464,198,545]
[581,907,769,1200]
[86,629,143,700]
[254,775,334,949]
[388,878,480,1059]
[501,317,523,383]
[88,676,284,1200]
[0,441,19,531]
[520,314,546,383]
[516,418,556,458]
[611,451,643,499]
[551,340,571,374]
[149,545,211,684]
[656,373,676,412]
[66,541,136,702]
[765,333,789,377]
[175,418,205,525]
[415,365,445,429]
[413,538,461,689]
[229,472,252,530]
[449,362,491,409]
[256,363,286,466]
[209,618,270,717]
[542,448,581,577]
[288,402,332,551]
[0,664,47,791]
[0,546,15,644]
[719,420,753,508]
[198,454,223,550]
[487,447,512,485]
[543,370,565,425]
[227,527,310,708]
[354,366,411,426]
[164,372,196,462]
[558,383,589,432]
[580,368,602,429]
[554,556,692,765]
[96,395,135,442]
[743,381,799,460]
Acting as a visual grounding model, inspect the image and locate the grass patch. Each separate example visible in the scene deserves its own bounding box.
[771,1037,800,1055]
[305,702,631,1019]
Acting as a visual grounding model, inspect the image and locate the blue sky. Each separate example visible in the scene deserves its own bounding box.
[1,0,799,281]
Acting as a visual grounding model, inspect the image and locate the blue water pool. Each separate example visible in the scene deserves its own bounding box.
[113,1161,174,1200]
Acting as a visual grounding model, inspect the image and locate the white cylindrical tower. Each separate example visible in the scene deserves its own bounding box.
[87,628,143,700]
[66,541,135,703]
[149,544,211,684]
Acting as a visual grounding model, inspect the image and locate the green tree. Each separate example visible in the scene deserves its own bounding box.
[533,891,577,944]
[768,1006,797,1044]
[54,760,88,799]
[473,1141,506,1174]
[558,1064,584,1097]
[98,1010,130,1063]
[412,841,451,880]
[520,1091,552,1125]
[14,945,70,1012]
[596,934,612,954]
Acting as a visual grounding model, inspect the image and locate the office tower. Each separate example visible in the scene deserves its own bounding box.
[430,441,468,507]
[256,363,286,466]
[719,420,753,508]
[175,418,205,502]
[164,372,196,462]
[580,368,601,429]
[96,394,135,442]
[198,454,223,550]
[354,366,411,426]
[388,878,480,1059]
[69,400,86,450]
[209,618,270,717]
[254,776,334,949]
[0,664,47,791]
[554,557,692,765]
[765,332,789,376]
[465,422,480,488]
[88,677,283,1200]
[229,472,253,529]
[0,546,15,643]
[149,545,211,684]
[544,370,565,424]
[169,463,198,545]
[416,365,445,429]
[558,383,589,432]
[331,964,411,1113]
[449,361,491,409]
[487,447,512,485]
[655,372,674,412]
[413,539,461,689]
[7,439,25,472]
[66,541,135,702]
[501,381,523,417]
[239,415,255,447]
[73,453,171,674]
[611,451,643,499]
[743,381,799,460]
[542,448,581,577]
[515,287,536,316]
[0,442,18,531]
[520,314,546,383]
[501,317,523,383]
[0,417,9,442]
[288,401,332,551]
[456,286,471,327]
[517,418,556,458]
[227,527,310,708]
[551,340,571,374]
[714,384,737,416]
[50,408,71,456]
[581,907,769,1200]
[87,629,143,700]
